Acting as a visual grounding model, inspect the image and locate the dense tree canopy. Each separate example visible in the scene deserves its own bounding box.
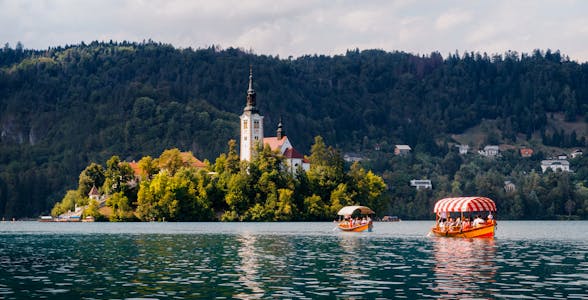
[1,41,588,218]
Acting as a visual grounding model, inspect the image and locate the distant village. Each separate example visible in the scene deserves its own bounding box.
[344,143,583,192]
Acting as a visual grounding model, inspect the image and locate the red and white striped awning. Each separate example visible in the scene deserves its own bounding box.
[433,197,496,213]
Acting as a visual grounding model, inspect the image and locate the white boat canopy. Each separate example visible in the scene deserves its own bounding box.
[337,206,375,216]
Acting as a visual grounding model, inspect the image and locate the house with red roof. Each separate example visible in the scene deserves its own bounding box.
[520,148,533,158]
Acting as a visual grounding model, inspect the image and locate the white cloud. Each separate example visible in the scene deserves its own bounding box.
[435,9,473,31]
[0,0,587,62]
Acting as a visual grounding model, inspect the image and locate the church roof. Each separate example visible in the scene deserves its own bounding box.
[283,147,304,159]
[263,136,288,152]
[88,185,99,196]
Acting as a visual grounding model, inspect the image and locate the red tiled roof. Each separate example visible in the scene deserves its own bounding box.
[283,147,304,159]
[263,136,288,152]
[520,148,534,156]
[128,161,142,176]
[180,152,207,168]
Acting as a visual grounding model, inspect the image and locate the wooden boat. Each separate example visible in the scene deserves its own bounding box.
[430,196,497,238]
[337,206,374,232]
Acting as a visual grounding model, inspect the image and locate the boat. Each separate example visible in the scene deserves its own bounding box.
[430,196,497,238]
[337,205,374,232]
[381,215,401,222]
[38,215,53,222]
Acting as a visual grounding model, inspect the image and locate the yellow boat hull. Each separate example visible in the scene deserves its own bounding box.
[338,221,373,232]
[431,222,496,238]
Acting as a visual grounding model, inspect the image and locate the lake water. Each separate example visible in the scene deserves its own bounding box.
[0,221,587,299]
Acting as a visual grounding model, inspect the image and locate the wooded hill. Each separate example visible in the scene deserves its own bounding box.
[1,41,587,219]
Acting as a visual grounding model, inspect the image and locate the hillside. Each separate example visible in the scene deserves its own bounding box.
[1,41,588,218]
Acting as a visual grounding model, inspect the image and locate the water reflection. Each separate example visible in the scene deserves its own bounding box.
[432,238,497,299]
[235,233,264,299]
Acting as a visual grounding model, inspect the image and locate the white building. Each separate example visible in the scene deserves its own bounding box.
[540,160,570,173]
[240,68,309,173]
[344,153,364,163]
[456,144,469,155]
[410,179,432,190]
[479,145,500,157]
[394,145,412,156]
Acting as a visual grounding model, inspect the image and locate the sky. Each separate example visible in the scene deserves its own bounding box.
[1,0,587,62]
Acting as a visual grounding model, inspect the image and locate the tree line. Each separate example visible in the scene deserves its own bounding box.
[1,41,588,218]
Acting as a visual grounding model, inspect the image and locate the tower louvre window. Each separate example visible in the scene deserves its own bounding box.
[254,120,260,129]
[243,120,248,129]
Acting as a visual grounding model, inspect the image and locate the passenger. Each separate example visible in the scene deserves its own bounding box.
[487,212,494,223]
[448,217,457,230]
[439,211,447,223]
[361,217,367,225]
[473,215,485,227]
[462,217,471,230]
[454,217,462,229]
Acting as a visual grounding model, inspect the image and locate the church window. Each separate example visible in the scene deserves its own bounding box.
[243,120,248,129]
[254,136,259,140]
[244,136,247,141]
[254,120,260,129]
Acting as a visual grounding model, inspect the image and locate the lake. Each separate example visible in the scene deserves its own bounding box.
[0,221,587,299]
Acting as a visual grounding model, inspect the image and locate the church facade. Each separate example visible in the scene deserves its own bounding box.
[239,69,310,173]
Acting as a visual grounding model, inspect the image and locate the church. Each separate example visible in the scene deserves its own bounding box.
[239,68,310,173]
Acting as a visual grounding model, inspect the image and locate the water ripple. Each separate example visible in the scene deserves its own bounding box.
[0,222,587,299]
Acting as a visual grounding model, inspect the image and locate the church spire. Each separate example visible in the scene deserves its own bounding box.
[244,65,258,112]
[276,117,285,140]
[248,65,254,94]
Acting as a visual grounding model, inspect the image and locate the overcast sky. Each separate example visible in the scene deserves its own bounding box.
[1,0,587,62]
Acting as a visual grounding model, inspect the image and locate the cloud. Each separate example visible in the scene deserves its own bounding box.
[435,9,473,31]
[0,0,587,62]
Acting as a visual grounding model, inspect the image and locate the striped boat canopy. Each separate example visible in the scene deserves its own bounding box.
[433,197,496,213]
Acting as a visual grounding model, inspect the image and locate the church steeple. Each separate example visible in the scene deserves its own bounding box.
[240,66,264,161]
[276,117,285,140]
[244,66,258,113]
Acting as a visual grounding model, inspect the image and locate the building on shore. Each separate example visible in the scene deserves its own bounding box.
[239,68,309,173]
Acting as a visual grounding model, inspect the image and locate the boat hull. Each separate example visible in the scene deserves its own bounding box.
[431,222,496,238]
[338,222,373,232]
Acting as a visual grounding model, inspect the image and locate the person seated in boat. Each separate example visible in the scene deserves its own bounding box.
[462,217,471,230]
[438,220,445,231]
[438,211,447,223]
[473,215,485,227]
[360,217,368,225]
[487,212,494,224]
[445,217,457,230]
[453,217,462,229]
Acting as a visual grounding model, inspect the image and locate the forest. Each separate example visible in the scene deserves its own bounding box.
[1,41,588,219]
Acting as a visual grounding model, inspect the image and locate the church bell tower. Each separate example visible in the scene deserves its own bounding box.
[240,67,264,161]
